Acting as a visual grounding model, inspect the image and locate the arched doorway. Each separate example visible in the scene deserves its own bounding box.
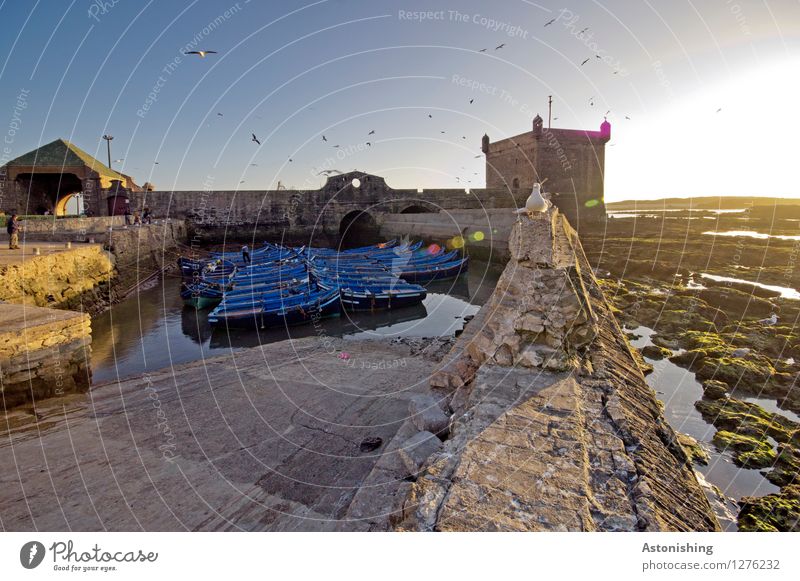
[339,210,379,249]
[15,172,83,215]
[400,205,434,214]
[55,192,84,216]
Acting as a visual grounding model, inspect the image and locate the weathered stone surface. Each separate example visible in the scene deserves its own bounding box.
[0,303,92,408]
[399,209,719,532]
[399,431,444,475]
[0,337,451,531]
[408,395,450,437]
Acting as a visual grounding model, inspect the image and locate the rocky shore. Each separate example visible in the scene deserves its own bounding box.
[583,214,800,531]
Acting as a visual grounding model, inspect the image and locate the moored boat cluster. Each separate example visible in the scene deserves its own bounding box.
[177,240,469,329]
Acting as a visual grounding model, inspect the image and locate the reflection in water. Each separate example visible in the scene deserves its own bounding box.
[628,326,780,531]
[91,260,501,385]
[699,272,800,300]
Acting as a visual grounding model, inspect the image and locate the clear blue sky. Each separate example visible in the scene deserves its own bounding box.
[1,0,798,199]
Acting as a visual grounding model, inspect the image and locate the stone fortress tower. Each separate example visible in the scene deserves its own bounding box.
[483,115,610,229]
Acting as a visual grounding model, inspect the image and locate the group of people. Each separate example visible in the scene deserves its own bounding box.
[124,206,153,226]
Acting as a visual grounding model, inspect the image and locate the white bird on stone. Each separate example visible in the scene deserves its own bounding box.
[758,313,778,325]
[514,182,550,216]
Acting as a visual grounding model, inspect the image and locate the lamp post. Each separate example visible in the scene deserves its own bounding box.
[102,134,114,168]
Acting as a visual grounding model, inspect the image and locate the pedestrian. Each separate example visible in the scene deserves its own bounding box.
[241,244,251,265]
[133,211,141,226]
[124,205,132,225]
[6,213,21,249]
[143,207,152,224]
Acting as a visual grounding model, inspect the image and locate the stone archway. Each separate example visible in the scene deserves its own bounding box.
[400,204,434,214]
[339,210,379,249]
[14,172,83,215]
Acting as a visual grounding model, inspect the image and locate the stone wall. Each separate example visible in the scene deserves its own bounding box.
[0,244,114,311]
[0,221,186,314]
[20,216,125,241]
[379,209,518,263]
[395,208,720,532]
[0,304,91,409]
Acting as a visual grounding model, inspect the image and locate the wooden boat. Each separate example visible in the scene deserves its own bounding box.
[392,256,469,283]
[208,287,340,328]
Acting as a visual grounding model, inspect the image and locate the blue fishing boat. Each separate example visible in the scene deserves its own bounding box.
[393,256,469,283]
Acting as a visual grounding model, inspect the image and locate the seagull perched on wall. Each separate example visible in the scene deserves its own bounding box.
[514,182,550,216]
[185,50,217,58]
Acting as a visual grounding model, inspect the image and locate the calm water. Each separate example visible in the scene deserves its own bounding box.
[628,326,784,530]
[90,260,501,384]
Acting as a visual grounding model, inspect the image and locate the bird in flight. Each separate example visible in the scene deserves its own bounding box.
[251,133,261,145]
[428,114,433,118]
[185,50,217,58]
[544,18,556,26]
[318,169,342,176]
[495,43,505,50]
[581,57,591,66]
[578,27,589,34]
[440,131,446,134]
[478,48,487,52]
[333,144,340,148]
[366,142,372,147]
[474,154,482,158]
[322,135,328,142]
[469,99,474,104]
[113,158,124,163]
[625,115,631,120]
[217,112,223,117]
[239,180,246,184]
[154,161,160,165]
[368,130,375,135]
[716,108,722,113]
[249,163,258,166]
[288,158,293,162]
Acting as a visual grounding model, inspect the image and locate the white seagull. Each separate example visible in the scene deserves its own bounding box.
[514,182,550,216]
[758,313,778,325]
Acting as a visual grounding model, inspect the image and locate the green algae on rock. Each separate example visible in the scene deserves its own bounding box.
[738,485,800,532]
[712,430,776,469]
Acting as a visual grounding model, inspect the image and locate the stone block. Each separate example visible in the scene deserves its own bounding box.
[408,395,450,437]
[399,431,444,475]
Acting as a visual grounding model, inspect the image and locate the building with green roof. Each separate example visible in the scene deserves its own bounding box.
[0,139,140,216]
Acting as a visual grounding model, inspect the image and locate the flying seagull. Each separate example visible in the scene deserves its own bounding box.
[478,48,487,52]
[625,115,631,120]
[322,135,327,142]
[495,43,505,50]
[544,18,556,26]
[217,112,223,117]
[428,114,433,118]
[368,130,375,135]
[716,108,722,113]
[184,50,217,58]
[249,163,258,166]
[366,142,372,147]
[579,27,589,34]
[581,57,591,66]
[251,133,261,145]
[113,158,124,163]
[469,99,474,104]
[474,154,482,158]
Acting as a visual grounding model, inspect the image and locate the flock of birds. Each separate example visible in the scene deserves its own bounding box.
[176,20,724,183]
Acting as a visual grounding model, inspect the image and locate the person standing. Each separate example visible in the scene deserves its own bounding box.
[7,213,21,249]
[124,205,132,225]
[241,244,251,265]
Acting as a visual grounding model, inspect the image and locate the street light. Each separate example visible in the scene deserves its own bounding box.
[102,134,114,168]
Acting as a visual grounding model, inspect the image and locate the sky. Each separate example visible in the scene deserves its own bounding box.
[0,0,798,201]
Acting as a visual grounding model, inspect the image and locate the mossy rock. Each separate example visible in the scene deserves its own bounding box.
[677,433,709,465]
[641,344,672,360]
[765,446,800,487]
[712,430,776,468]
[701,380,728,400]
[695,397,800,448]
[738,485,800,532]
[695,356,775,387]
